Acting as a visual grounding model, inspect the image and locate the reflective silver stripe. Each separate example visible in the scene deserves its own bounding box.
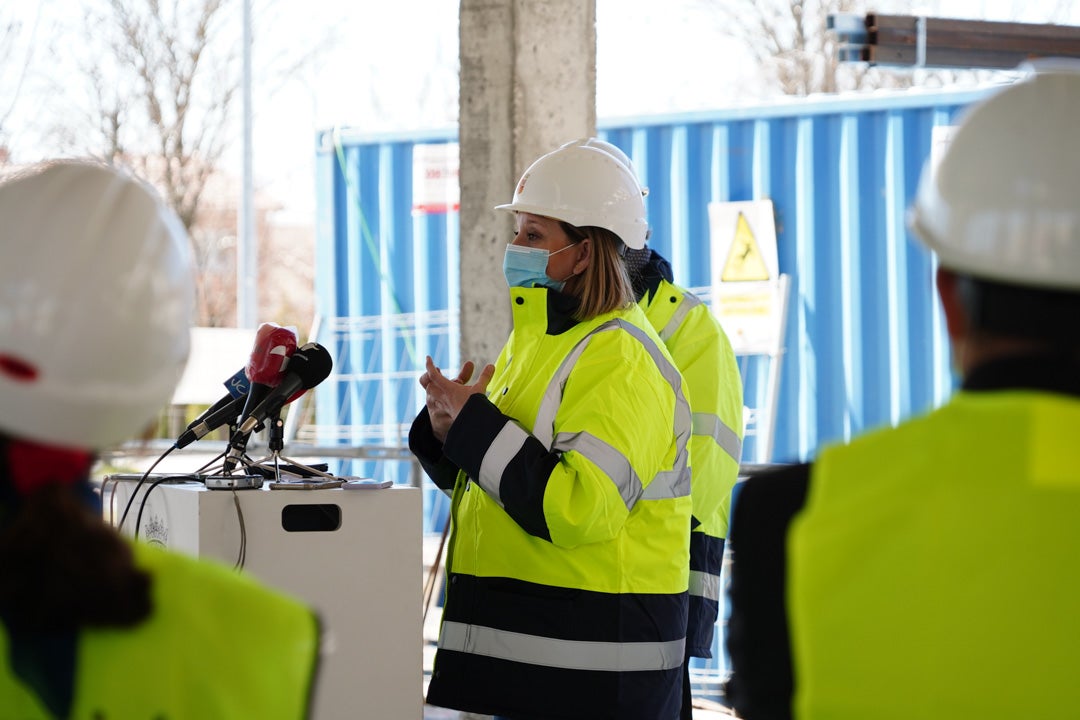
[689,569,721,602]
[658,290,702,343]
[478,421,530,507]
[553,430,641,509]
[533,318,692,506]
[642,467,691,500]
[532,329,600,448]
[611,320,693,503]
[692,412,743,463]
[439,620,685,672]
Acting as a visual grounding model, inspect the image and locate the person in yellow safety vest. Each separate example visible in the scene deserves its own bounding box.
[410,143,693,719]
[725,68,1080,719]
[0,161,321,719]
[562,137,745,720]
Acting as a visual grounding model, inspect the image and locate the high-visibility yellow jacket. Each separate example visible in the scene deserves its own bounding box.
[413,286,692,720]
[790,390,1080,719]
[638,253,743,658]
[0,541,319,719]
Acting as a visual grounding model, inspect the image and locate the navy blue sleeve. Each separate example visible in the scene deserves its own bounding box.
[724,463,810,720]
[442,394,560,541]
[407,407,462,492]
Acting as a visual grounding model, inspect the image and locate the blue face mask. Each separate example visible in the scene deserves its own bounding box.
[502,244,575,291]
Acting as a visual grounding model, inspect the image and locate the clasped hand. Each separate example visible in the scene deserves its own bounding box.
[419,356,495,443]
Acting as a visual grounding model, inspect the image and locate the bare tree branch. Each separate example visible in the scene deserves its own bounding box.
[44,0,242,325]
[0,7,43,150]
[694,0,946,95]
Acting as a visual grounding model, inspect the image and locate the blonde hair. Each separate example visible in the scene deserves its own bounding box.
[561,224,634,320]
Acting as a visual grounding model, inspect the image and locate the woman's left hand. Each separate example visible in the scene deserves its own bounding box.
[420,356,495,441]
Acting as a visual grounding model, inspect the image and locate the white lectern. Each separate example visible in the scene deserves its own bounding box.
[106,478,422,720]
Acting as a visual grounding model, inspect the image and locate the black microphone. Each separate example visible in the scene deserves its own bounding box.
[173,368,251,449]
[217,326,299,473]
[175,395,247,450]
[221,342,332,474]
[238,343,333,434]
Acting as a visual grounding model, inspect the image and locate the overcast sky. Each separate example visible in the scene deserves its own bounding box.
[251,0,760,219]
[4,0,1078,221]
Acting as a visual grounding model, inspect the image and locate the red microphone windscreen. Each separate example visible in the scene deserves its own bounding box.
[245,323,298,386]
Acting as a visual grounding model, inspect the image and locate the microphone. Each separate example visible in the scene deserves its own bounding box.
[236,323,299,433]
[175,395,246,450]
[245,323,299,385]
[173,367,251,449]
[237,342,333,434]
[219,327,306,474]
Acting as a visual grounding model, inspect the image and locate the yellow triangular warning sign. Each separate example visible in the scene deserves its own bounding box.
[721,212,770,282]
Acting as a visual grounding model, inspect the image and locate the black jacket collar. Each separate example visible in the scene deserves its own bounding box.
[963,352,1080,398]
[632,249,674,303]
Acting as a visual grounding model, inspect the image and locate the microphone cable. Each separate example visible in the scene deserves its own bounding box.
[134,473,190,540]
[231,490,247,570]
[189,448,248,569]
[116,445,175,533]
[109,444,248,570]
[195,449,229,476]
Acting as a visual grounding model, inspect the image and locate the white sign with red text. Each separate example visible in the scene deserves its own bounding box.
[412,143,460,215]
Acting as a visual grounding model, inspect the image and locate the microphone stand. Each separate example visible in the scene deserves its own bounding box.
[203,421,264,490]
[247,411,339,486]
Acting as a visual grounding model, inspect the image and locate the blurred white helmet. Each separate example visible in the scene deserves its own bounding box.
[496,144,649,249]
[0,160,195,449]
[908,70,1080,290]
[560,137,649,196]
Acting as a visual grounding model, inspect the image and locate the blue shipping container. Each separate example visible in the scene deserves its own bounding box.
[314,86,989,479]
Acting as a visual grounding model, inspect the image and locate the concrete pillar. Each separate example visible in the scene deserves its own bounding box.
[458,0,597,367]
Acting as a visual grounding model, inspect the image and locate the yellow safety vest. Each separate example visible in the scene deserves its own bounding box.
[1,541,319,719]
[790,390,1080,718]
[429,286,692,719]
[640,279,743,656]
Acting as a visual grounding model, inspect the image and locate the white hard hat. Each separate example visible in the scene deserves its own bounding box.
[496,144,649,249]
[908,70,1080,290]
[559,137,649,196]
[0,160,195,449]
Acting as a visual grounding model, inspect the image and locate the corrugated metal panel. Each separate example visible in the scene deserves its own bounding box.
[314,130,460,530]
[314,87,990,483]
